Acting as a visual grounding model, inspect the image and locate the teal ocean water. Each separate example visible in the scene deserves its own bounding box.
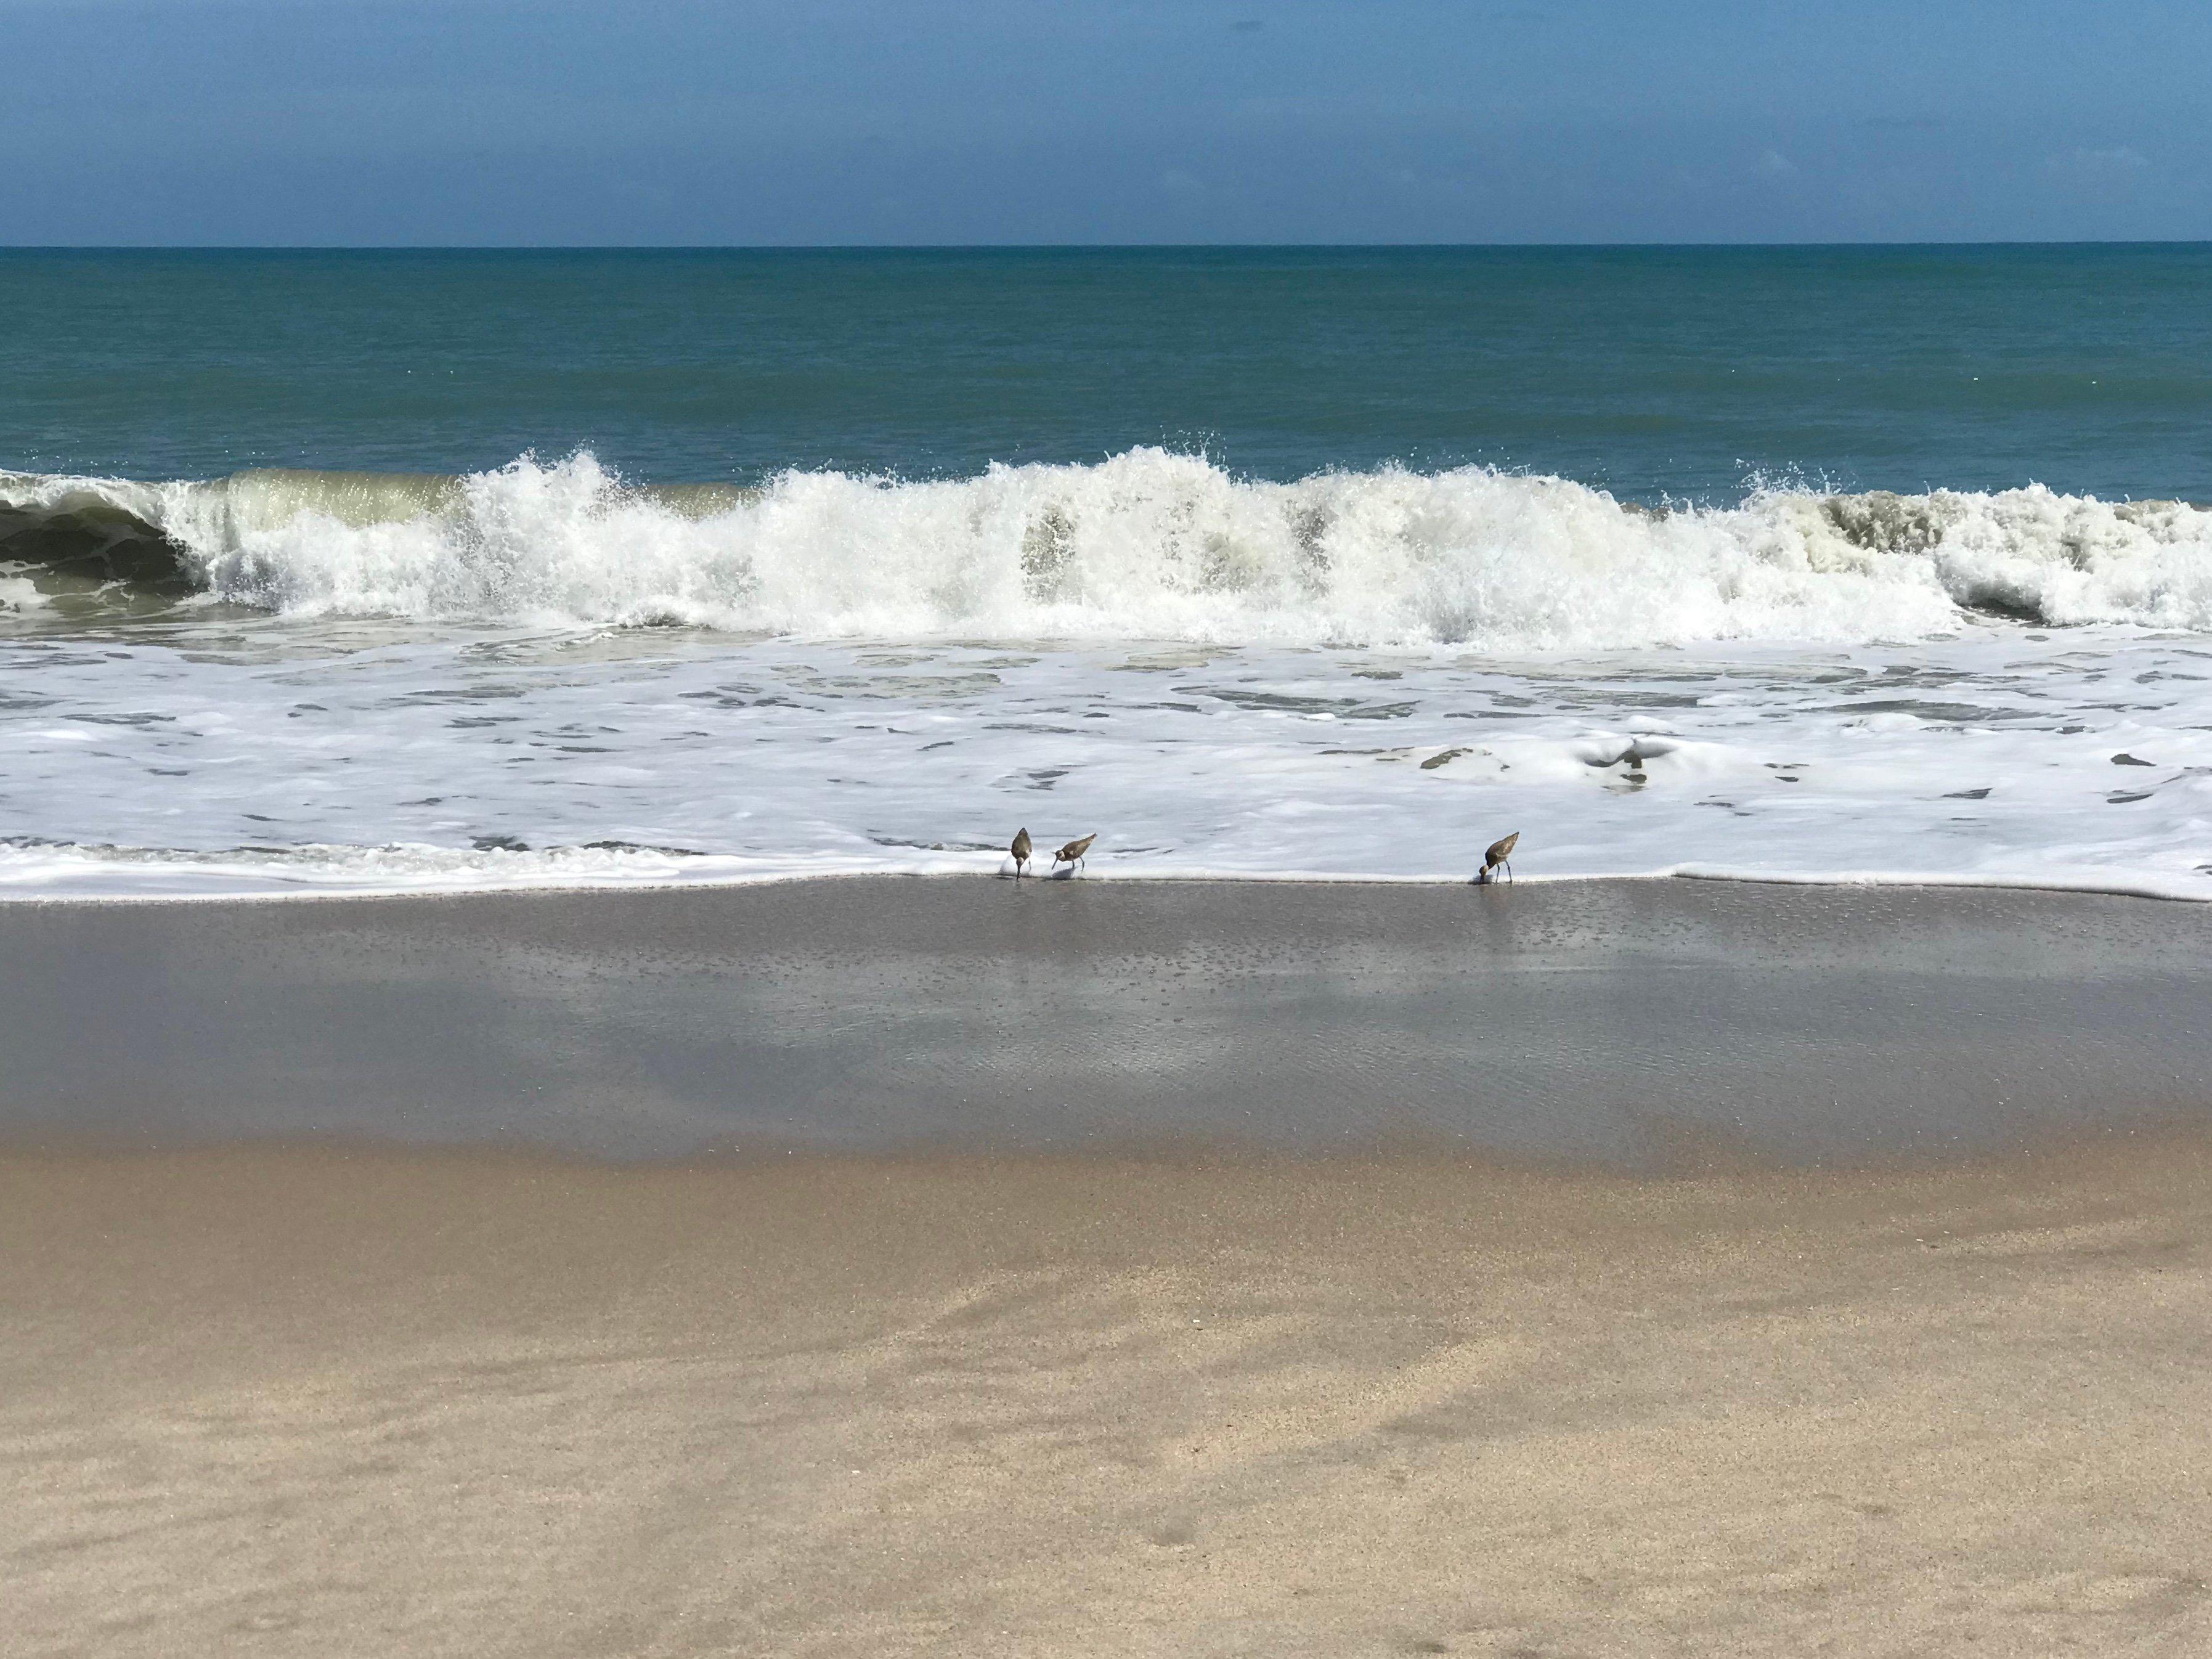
[4,245,2210,495]
[4,247,2212,899]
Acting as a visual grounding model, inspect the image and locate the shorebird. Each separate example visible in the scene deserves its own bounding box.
[1010,826,1032,878]
[1479,830,1520,884]
[1052,833,1097,874]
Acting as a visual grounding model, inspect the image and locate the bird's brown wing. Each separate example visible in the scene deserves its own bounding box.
[1486,831,1520,864]
[1012,829,1031,858]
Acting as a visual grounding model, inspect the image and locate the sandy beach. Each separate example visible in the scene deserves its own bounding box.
[6,879,2211,1655]
[6,1131,2210,1657]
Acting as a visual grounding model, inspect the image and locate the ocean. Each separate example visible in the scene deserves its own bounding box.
[4,245,2211,899]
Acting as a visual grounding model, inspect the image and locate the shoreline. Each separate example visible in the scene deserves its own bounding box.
[5,863,2211,908]
[5,875,2209,1164]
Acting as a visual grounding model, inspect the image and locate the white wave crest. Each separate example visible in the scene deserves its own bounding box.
[18,451,2212,646]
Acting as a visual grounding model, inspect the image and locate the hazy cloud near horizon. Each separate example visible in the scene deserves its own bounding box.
[2,0,2206,243]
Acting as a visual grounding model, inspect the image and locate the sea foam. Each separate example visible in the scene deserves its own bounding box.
[6,626,2212,902]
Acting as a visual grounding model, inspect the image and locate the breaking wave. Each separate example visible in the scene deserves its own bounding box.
[7,450,2212,646]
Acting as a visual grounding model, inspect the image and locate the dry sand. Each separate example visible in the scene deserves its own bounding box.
[6,1133,2210,1657]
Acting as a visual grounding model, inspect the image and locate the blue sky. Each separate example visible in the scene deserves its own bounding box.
[4,0,2208,244]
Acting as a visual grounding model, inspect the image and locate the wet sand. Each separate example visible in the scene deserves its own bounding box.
[5,1133,2210,1657]
[5,877,2212,1160]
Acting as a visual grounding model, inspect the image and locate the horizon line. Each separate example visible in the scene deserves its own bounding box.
[4,238,2212,255]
